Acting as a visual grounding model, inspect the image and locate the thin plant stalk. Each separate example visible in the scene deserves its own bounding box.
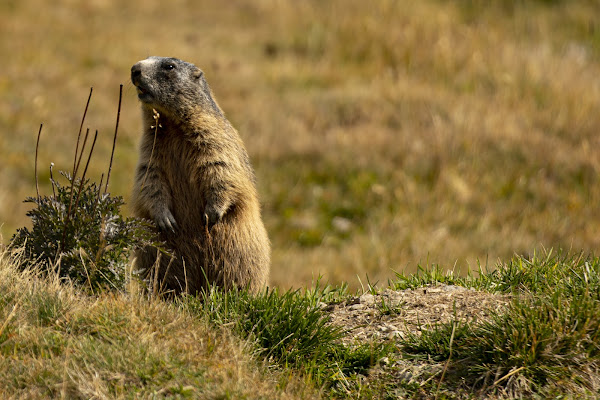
[74,128,91,183]
[49,162,56,197]
[65,127,90,226]
[104,84,123,195]
[67,88,93,217]
[57,120,92,262]
[34,124,43,202]
[72,88,93,177]
[92,173,105,217]
[72,130,99,213]
[140,109,160,190]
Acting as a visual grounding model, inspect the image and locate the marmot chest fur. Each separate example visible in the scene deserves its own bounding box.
[130,56,270,294]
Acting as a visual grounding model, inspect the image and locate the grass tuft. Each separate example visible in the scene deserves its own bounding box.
[183,284,395,392]
[400,250,600,397]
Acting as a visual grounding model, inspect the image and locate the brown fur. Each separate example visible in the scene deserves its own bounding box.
[130,56,270,294]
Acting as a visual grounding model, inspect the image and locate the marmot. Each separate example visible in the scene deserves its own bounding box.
[130,56,270,294]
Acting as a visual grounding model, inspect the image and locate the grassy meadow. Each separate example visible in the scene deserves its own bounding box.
[0,249,321,399]
[3,238,600,398]
[2,0,600,291]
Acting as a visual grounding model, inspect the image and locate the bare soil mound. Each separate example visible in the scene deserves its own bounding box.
[326,285,511,344]
[324,285,513,398]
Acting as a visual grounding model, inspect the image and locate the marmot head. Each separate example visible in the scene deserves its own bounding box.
[131,56,221,120]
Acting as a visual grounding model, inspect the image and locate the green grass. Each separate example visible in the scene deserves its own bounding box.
[401,295,600,397]
[391,250,600,294]
[396,251,600,398]
[3,242,600,398]
[0,250,318,399]
[183,284,394,394]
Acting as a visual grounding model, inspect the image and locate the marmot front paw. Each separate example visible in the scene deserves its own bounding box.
[155,208,178,233]
[204,205,224,231]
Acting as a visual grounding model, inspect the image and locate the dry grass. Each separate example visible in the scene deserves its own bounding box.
[2,0,600,289]
[0,247,317,399]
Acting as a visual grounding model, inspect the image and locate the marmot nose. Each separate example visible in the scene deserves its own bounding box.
[131,63,142,81]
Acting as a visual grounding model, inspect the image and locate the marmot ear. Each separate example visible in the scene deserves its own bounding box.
[193,69,204,80]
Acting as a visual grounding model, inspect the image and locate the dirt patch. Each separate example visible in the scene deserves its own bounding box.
[323,285,513,397]
[324,285,511,345]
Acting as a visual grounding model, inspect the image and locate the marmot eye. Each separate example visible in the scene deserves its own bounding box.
[163,63,175,71]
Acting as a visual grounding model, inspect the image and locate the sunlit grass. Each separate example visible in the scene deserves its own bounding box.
[2,1,600,290]
[0,249,315,399]
[399,251,600,398]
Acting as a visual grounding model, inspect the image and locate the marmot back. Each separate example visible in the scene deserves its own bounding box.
[130,56,270,294]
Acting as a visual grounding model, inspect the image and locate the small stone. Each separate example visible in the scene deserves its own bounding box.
[359,293,376,305]
[349,303,366,311]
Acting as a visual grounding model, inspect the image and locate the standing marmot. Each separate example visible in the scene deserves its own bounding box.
[130,56,270,294]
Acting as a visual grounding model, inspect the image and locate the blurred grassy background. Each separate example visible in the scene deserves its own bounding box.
[1,0,599,289]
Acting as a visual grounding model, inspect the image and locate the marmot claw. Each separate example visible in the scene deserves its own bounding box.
[156,209,178,233]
